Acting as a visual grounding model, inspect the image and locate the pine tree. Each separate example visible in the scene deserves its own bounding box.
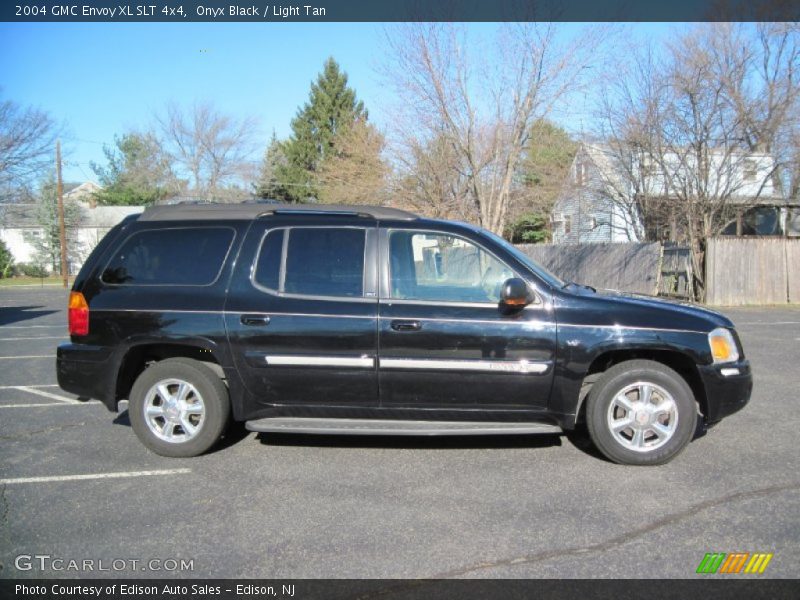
[0,238,13,278]
[277,57,366,203]
[255,131,292,201]
[23,173,83,274]
[91,132,179,206]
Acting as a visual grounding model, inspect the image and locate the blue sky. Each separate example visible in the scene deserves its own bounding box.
[0,22,675,183]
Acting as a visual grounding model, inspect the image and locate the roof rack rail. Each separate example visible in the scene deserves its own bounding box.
[137,203,419,222]
[272,208,362,217]
[266,205,418,221]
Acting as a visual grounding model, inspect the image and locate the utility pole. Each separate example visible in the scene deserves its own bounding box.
[55,139,68,288]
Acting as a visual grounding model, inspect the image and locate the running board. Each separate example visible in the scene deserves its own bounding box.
[245,417,563,436]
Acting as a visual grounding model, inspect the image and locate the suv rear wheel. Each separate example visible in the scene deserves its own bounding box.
[129,358,230,457]
[585,360,697,466]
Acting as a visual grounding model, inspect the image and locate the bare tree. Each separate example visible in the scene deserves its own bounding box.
[156,102,258,201]
[0,95,59,193]
[391,130,475,221]
[383,23,606,235]
[716,23,799,196]
[317,118,390,205]
[595,24,797,300]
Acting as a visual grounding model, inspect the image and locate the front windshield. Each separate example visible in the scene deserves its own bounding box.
[480,228,565,289]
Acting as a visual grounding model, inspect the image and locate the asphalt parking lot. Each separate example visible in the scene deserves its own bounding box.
[0,287,798,579]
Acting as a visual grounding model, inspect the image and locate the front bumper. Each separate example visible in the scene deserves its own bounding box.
[56,343,117,411]
[698,360,752,424]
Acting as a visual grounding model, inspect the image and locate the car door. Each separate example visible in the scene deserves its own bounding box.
[224,217,379,408]
[377,226,556,409]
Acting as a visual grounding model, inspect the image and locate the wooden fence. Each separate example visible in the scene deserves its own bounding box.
[705,237,800,305]
[658,245,693,299]
[516,242,662,295]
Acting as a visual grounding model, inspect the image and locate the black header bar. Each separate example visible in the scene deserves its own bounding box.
[2,579,800,600]
[3,0,799,23]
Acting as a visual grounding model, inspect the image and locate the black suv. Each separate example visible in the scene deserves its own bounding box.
[57,204,751,465]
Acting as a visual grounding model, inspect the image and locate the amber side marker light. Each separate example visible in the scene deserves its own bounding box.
[503,297,528,306]
[708,327,739,364]
[68,291,89,336]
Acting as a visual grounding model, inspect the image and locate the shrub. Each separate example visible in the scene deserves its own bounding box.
[17,262,49,278]
[506,214,549,244]
[0,239,14,278]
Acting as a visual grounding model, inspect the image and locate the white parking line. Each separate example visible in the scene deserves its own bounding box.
[9,386,79,404]
[0,469,191,485]
[0,325,66,329]
[0,402,98,409]
[0,355,53,359]
[737,321,800,325]
[0,384,59,389]
[0,336,67,341]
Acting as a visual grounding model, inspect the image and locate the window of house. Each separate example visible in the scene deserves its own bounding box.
[576,162,587,186]
[743,159,758,182]
[564,215,572,235]
[388,231,513,303]
[101,227,234,286]
[641,157,658,178]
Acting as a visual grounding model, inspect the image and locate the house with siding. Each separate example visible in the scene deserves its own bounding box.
[551,142,790,244]
[0,185,142,274]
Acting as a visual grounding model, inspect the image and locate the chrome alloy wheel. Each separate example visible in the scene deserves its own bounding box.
[143,379,206,443]
[606,381,678,453]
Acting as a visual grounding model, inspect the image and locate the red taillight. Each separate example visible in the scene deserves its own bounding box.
[68,291,89,336]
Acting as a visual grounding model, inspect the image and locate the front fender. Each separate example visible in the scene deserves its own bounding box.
[549,324,710,424]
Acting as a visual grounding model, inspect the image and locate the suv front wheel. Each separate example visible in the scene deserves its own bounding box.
[586,360,697,466]
[129,358,230,457]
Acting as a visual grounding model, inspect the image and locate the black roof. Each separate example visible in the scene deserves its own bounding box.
[138,203,419,222]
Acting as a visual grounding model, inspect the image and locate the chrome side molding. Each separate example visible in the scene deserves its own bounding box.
[379,358,549,374]
[265,355,375,368]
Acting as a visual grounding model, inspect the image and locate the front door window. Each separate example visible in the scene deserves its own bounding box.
[389,231,513,303]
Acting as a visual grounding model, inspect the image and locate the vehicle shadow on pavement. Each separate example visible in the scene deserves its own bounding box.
[563,427,609,462]
[113,409,252,453]
[0,305,59,326]
[255,432,563,450]
[563,415,709,463]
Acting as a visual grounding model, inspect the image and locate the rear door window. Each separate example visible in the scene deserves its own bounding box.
[101,227,234,286]
[252,227,366,298]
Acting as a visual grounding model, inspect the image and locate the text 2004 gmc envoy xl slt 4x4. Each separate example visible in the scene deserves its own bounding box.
[57,204,752,465]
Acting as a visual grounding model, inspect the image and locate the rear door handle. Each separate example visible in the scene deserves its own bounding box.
[241,315,270,326]
[390,320,422,332]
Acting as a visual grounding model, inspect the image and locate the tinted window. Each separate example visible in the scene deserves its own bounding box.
[253,230,284,290]
[284,228,365,297]
[102,227,233,286]
[389,231,513,303]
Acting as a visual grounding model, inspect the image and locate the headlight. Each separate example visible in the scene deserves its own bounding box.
[708,327,739,364]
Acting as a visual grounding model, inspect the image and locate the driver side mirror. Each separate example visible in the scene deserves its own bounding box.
[500,277,531,307]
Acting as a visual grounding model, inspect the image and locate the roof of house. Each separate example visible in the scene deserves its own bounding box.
[575,142,787,205]
[0,202,144,229]
[63,181,102,199]
[138,203,419,222]
[0,204,39,228]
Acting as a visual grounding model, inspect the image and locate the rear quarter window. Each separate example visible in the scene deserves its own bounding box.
[101,227,234,286]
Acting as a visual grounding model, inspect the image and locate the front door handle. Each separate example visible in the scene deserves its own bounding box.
[391,319,422,332]
[241,314,270,326]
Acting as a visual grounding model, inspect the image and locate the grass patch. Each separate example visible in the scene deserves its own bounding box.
[0,276,70,287]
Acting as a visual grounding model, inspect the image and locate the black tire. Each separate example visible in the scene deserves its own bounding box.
[585,360,697,466]
[129,358,230,457]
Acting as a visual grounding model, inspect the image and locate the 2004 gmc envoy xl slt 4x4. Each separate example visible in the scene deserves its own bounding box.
[57,204,752,465]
